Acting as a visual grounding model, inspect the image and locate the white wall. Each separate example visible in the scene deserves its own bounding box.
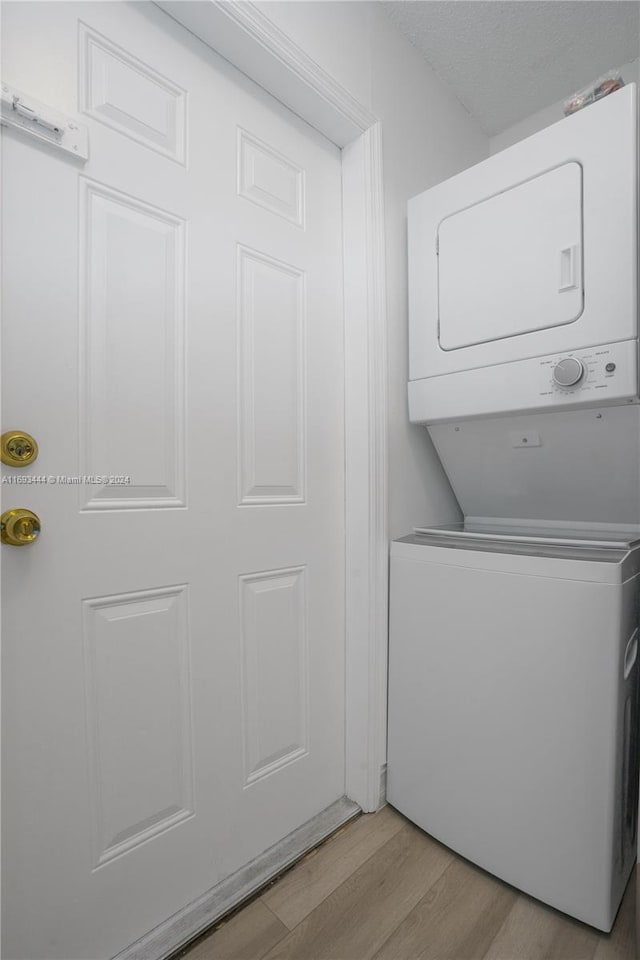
[368,6,489,537]
[491,57,639,153]
[256,2,489,538]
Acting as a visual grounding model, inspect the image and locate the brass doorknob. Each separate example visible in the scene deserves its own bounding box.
[1,509,41,546]
[1,431,38,467]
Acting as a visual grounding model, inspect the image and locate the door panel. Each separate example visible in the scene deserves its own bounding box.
[79,21,188,164]
[83,585,194,868]
[237,128,305,226]
[240,567,308,785]
[237,246,305,504]
[79,177,187,509]
[1,3,345,958]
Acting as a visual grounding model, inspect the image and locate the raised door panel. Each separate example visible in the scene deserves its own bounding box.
[239,567,308,785]
[79,178,186,509]
[83,585,194,868]
[79,22,187,163]
[237,246,305,505]
[237,128,305,227]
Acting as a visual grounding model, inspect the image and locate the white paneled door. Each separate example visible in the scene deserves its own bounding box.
[1,4,345,958]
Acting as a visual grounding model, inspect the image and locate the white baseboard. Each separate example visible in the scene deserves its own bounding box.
[115,797,360,960]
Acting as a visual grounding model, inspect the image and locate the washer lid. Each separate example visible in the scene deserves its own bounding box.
[411,521,640,562]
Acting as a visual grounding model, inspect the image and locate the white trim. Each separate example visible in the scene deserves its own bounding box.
[362,123,388,812]
[157,0,376,145]
[115,797,360,960]
[158,0,389,812]
[342,124,389,811]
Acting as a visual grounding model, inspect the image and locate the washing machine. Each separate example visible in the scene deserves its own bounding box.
[387,523,640,931]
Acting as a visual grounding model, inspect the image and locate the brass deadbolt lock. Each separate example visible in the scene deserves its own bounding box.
[1,431,38,467]
[1,509,41,546]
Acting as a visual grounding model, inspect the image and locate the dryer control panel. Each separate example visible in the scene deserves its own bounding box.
[408,340,638,424]
[539,344,632,402]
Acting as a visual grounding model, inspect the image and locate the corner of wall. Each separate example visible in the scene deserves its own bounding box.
[490,57,640,154]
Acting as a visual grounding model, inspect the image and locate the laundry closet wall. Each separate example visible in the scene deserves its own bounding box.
[255,1,489,538]
[490,57,640,153]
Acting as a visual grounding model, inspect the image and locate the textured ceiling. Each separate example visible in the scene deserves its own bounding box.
[382,1,640,135]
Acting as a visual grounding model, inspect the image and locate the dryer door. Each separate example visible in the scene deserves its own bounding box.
[409,84,637,383]
[438,163,583,351]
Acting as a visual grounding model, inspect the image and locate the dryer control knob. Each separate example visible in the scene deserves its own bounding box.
[553,357,584,387]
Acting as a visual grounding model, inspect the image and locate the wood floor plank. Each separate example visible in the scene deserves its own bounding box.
[373,856,517,960]
[545,918,601,960]
[180,815,635,960]
[179,900,288,960]
[481,893,600,960]
[260,823,454,960]
[262,805,405,930]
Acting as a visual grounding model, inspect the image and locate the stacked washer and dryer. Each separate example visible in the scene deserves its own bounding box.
[387,83,640,931]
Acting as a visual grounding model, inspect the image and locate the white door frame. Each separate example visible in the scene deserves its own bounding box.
[157,0,389,815]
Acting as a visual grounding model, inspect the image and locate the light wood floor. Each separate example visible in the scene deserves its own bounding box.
[177,805,636,960]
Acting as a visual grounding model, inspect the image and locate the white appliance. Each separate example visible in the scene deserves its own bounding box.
[387,524,640,932]
[388,84,640,933]
[406,83,639,531]
[408,83,638,426]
